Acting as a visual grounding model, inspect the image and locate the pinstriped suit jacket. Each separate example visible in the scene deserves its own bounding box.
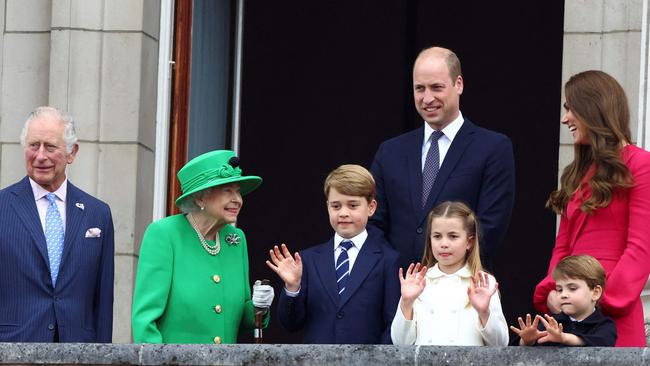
[0,177,114,342]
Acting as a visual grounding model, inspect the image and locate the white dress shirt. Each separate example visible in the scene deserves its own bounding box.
[421,112,465,170]
[285,230,369,297]
[391,264,508,346]
[29,177,67,231]
[333,230,368,271]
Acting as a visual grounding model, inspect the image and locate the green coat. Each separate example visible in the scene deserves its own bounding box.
[132,214,267,344]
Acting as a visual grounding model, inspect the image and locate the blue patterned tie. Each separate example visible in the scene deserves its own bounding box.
[336,240,354,295]
[422,130,445,208]
[45,193,64,287]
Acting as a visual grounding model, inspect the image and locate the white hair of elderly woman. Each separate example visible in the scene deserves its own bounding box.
[177,187,217,214]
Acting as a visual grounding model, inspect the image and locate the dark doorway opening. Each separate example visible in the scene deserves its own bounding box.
[238,1,564,343]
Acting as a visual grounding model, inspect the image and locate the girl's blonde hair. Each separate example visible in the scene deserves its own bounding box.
[421,201,483,277]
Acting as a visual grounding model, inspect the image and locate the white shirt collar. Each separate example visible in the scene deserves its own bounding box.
[29,177,68,203]
[569,307,596,322]
[423,111,464,145]
[333,229,368,251]
[426,262,472,279]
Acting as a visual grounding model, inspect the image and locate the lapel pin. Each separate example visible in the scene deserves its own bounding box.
[75,203,85,210]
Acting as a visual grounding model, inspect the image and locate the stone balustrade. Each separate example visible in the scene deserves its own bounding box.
[0,343,649,366]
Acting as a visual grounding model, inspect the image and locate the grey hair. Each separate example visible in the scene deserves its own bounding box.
[19,106,78,153]
[178,187,215,214]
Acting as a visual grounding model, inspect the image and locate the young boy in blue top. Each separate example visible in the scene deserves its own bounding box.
[266,164,401,343]
[511,255,617,346]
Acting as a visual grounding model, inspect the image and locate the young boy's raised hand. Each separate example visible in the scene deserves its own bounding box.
[538,314,585,346]
[266,243,302,292]
[398,263,427,320]
[510,314,548,346]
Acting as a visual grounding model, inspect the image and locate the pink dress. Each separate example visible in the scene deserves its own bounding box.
[534,145,650,346]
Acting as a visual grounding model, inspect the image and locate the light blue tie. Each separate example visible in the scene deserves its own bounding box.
[45,193,64,287]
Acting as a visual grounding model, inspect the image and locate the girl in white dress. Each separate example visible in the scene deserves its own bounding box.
[391,201,508,345]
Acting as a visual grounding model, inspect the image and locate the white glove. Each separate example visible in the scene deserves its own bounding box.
[252,280,275,308]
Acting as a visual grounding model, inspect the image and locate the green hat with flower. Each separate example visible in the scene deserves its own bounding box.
[175,150,262,207]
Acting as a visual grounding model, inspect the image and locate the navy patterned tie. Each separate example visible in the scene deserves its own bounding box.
[422,130,444,208]
[336,240,354,295]
[45,193,65,287]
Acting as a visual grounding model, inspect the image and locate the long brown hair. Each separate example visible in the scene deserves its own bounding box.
[547,70,634,214]
[421,201,483,276]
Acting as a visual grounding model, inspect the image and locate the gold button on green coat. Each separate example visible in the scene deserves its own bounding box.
[214,336,221,344]
[214,305,222,314]
[213,274,221,283]
[131,214,268,344]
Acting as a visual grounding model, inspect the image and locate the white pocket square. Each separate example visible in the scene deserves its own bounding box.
[85,228,101,238]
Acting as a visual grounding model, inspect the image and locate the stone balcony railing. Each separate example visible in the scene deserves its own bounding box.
[0,343,649,366]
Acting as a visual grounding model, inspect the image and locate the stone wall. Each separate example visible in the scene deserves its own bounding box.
[560,0,643,171]
[0,0,160,342]
[0,343,648,366]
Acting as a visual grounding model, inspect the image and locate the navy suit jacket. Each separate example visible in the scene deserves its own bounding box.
[278,230,400,344]
[370,119,515,271]
[0,177,114,342]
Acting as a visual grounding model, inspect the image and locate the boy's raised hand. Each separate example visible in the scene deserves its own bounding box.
[398,263,427,320]
[266,244,302,292]
[537,314,585,346]
[537,314,564,344]
[509,313,548,346]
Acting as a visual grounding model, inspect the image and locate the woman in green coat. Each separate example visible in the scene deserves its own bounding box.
[132,150,273,344]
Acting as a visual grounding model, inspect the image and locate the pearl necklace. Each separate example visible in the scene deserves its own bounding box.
[187,213,220,255]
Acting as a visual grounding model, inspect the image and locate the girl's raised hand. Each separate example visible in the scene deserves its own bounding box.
[398,263,427,320]
[468,271,498,325]
[399,263,427,303]
[266,243,302,292]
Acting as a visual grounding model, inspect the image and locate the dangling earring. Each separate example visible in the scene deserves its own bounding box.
[200,205,205,211]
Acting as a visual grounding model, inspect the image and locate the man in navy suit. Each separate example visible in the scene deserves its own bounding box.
[267,165,400,343]
[370,47,515,271]
[0,106,114,342]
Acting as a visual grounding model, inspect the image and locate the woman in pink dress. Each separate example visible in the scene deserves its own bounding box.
[534,70,650,346]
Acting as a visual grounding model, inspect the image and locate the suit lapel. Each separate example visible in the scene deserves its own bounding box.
[408,127,425,214]
[338,239,381,309]
[312,240,340,307]
[419,120,476,223]
[10,177,49,264]
[60,181,84,269]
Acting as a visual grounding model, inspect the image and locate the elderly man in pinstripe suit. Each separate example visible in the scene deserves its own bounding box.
[0,106,114,342]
